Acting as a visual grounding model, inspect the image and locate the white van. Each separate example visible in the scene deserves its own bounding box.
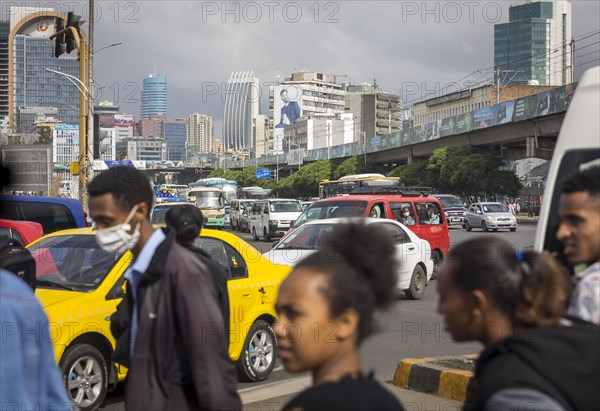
[230,199,255,231]
[250,199,303,241]
[535,66,600,258]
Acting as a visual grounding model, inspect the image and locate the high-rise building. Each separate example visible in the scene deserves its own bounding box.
[137,114,186,161]
[0,21,9,123]
[270,71,346,152]
[7,7,82,132]
[223,71,260,152]
[345,83,402,141]
[494,0,572,86]
[186,113,212,157]
[140,73,167,119]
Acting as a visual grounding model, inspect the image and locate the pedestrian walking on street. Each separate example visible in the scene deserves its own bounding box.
[274,223,405,411]
[557,165,600,325]
[165,204,231,345]
[0,165,73,411]
[88,166,241,411]
[437,237,600,411]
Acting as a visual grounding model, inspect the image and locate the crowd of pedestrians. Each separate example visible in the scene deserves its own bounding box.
[1,163,598,411]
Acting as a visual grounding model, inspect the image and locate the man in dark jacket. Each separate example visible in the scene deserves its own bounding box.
[88,166,240,411]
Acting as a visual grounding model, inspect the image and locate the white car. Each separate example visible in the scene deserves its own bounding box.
[264,218,434,299]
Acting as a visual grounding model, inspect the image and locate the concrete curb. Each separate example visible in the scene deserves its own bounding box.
[392,354,477,402]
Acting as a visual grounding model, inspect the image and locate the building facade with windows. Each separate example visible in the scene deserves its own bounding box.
[222,71,260,152]
[140,73,167,120]
[127,137,166,161]
[494,0,572,86]
[411,84,558,126]
[7,7,81,132]
[345,83,402,141]
[186,113,212,156]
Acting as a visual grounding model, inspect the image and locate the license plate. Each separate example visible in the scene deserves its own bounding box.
[451,217,462,222]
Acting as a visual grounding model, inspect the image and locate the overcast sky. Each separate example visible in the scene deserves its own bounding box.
[10,1,600,137]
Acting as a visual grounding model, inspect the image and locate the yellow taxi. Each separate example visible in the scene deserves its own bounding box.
[28,227,291,411]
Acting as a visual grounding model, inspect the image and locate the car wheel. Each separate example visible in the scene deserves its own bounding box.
[464,220,472,232]
[252,227,258,241]
[510,227,517,232]
[481,221,488,232]
[237,320,277,382]
[430,251,442,280]
[263,228,271,242]
[60,344,108,411]
[405,265,427,300]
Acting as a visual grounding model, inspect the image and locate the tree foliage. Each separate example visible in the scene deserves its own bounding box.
[277,160,332,198]
[387,147,521,201]
[332,156,367,180]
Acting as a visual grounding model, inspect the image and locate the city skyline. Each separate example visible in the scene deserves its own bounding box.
[2,1,598,138]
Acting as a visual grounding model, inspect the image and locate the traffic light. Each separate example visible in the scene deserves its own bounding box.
[65,12,81,54]
[53,17,66,58]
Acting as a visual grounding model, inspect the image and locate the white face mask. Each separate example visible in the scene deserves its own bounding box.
[404,212,410,217]
[95,205,141,254]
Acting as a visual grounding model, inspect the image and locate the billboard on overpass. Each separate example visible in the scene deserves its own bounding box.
[1,145,51,193]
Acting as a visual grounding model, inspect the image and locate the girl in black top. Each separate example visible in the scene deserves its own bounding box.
[274,223,404,411]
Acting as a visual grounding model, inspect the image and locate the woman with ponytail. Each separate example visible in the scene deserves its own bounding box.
[274,222,404,411]
[437,237,600,411]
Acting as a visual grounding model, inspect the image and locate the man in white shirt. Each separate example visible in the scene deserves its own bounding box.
[557,165,600,325]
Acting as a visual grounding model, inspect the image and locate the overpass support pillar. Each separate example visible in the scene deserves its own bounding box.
[407,154,413,164]
[526,136,536,158]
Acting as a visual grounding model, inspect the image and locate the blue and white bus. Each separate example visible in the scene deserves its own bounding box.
[189,178,239,205]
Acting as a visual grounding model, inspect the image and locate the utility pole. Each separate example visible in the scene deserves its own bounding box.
[496,67,501,104]
[50,13,88,209]
[87,0,95,186]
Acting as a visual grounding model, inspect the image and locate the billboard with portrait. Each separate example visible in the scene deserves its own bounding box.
[492,101,515,126]
[273,85,303,151]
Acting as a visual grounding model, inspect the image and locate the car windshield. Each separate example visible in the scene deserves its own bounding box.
[192,191,224,209]
[439,197,463,208]
[270,201,302,212]
[483,204,509,213]
[294,201,368,227]
[28,235,122,291]
[151,205,185,224]
[276,223,335,250]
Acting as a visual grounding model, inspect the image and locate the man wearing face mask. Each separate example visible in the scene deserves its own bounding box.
[87,166,241,411]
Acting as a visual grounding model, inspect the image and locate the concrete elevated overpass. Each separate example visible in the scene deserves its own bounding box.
[368,112,563,165]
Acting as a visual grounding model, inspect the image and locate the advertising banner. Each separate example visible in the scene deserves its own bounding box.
[368,135,382,153]
[513,95,538,122]
[455,112,473,134]
[273,85,303,151]
[564,83,576,111]
[492,101,516,126]
[440,117,456,137]
[113,114,135,127]
[389,131,402,148]
[401,130,411,146]
[411,124,426,144]
[286,149,304,165]
[425,121,440,141]
[473,107,494,130]
[536,88,564,117]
